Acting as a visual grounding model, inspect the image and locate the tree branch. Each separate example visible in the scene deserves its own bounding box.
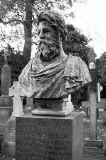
[0,18,24,25]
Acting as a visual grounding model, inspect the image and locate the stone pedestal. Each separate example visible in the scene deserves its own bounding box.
[2,116,16,157]
[16,112,83,160]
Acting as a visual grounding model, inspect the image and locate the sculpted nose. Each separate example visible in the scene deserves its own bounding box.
[39,30,44,39]
[65,80,70,90]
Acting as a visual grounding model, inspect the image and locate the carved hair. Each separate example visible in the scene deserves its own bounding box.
[37,10,67,41]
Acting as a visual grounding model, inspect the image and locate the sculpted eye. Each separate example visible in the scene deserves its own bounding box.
[38,31,40,35]
[38,30,40,35]
[43,28,50,34]
[37,28,50,35]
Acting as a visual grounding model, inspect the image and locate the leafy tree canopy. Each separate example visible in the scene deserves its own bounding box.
[96,53,106,84]
[64,24,96,65]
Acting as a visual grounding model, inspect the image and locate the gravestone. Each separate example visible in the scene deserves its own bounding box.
[1,63,11,95]
[0,53,13,153]
[16,112,83,160]
[1,63,11,96]
[0,53,12,135]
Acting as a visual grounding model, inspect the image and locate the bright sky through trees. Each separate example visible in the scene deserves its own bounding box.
[70,0,106,57]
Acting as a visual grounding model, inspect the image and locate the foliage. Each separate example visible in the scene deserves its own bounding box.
[8,52,27,82]
[0,46,27,83]
[0,0,73,23]
[64,24,96,65]
[97,53,106,85]
[0,0,17,19]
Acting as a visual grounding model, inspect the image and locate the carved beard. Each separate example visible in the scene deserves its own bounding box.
[38,41,60,62]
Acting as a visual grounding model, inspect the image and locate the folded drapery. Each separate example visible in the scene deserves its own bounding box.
[18,54,91,98]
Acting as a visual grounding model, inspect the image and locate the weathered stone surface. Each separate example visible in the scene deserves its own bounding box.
[2,116,16,157]
[16,112,83,160]
[0,96,13,135]
[0,96,12,106]
[1,64,11,95]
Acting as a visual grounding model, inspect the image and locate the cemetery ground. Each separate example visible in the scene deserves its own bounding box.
[0,106,106,160]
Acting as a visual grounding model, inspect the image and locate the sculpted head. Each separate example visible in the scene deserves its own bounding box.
[37,10,66,62]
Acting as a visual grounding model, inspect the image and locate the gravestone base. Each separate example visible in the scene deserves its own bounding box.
[16,111,83,160]
[2,116,16,157]
[0,96,12,135]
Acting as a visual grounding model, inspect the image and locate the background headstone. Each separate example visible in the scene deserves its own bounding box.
[1,63,11,95]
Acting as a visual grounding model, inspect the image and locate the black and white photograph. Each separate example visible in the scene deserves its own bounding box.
[0,0,106,159]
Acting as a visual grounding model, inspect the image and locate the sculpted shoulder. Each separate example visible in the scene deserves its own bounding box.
[64,53,92,83]
[65,54,81,68]
[66,54,88,68]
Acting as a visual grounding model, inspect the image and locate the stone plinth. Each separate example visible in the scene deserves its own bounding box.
[2,116,16,157]
[0,96,12,135]
[16,112,83,160]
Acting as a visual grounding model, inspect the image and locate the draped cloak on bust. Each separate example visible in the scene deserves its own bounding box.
[18,52,92,99]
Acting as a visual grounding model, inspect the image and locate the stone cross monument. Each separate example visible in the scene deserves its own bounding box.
[9,81,24,116]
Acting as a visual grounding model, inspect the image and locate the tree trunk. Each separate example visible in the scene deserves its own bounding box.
[23,0,33,62]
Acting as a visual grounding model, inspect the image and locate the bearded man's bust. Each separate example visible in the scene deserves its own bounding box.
[17,11,91,116]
